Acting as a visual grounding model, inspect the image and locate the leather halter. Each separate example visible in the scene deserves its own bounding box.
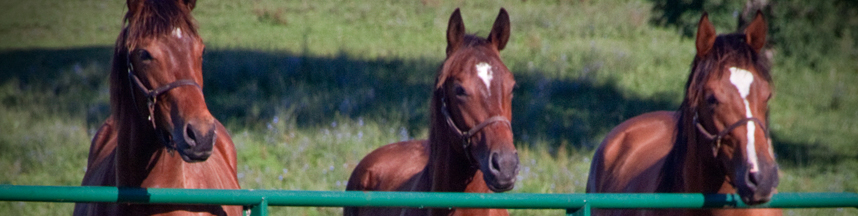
[126,52,202,151]
[440,96,511,165]
[693,113,768,157]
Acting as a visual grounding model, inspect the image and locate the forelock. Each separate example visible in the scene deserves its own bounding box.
[123,0,198,50]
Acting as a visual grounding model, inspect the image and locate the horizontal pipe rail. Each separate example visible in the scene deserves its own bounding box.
[1,185,856,210]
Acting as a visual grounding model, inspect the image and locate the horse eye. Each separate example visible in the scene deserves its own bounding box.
[706,95,719,106]
[455,85,467,97]
[137,49,152,61]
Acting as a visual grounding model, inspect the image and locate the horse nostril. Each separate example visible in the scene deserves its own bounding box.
[185,124,197,146]
[490,152,501,173]
[747,171,760,188]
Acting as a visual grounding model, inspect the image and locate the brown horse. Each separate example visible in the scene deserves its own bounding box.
[586,11,781,216]
[345,8,519,216]
[73,0,241,215]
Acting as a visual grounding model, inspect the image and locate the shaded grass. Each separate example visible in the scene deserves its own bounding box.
[0,0,856,215]
[0,101,90,215]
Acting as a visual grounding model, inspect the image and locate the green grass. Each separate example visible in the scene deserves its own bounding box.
[1,0,856,215]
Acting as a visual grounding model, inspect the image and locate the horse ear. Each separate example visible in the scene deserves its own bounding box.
[127,0,142,13]
[744,10,767,53]
[695,12,716,57]
[182,0,197,11]
[446,8,465,57]
[488,8,511,51]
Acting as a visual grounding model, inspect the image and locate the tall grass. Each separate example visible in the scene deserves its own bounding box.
[0,0,855,215]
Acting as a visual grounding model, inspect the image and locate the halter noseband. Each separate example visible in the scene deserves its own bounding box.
[126,52,202,152]
[693,113,768,157]
[440,97,512,165]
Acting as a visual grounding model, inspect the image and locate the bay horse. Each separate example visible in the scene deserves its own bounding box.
[586,11,781,216]
[73,0,241,215]
[345,8,519,216]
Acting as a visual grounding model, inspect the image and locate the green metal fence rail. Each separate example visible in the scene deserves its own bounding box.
[1,185,856,216]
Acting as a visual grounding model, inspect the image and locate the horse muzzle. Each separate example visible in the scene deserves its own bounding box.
[173,119,217,162]
[483,147,519,192]
[735,162,779,205]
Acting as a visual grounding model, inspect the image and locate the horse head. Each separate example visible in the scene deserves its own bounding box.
[118,0,215,162]
[435,8,519,192]
[691,11,778,205]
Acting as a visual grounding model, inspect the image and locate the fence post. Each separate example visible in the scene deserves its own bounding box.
[244,198,268,216]
[566,203,590,216]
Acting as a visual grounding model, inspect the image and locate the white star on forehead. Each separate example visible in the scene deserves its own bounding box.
[476,62,493,94]
[729,67,753,98]
[173,27,183,39]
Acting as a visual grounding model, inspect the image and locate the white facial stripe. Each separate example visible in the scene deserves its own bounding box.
[743,100,759,173]
[729,67,761,173]
[476,62,493,94]
[173,28,183,39]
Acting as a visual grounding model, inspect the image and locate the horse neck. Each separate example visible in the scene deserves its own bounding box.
[112,111,177,187]
[426,98,484,193]
[661,109,730,193]
[110,64,184,187]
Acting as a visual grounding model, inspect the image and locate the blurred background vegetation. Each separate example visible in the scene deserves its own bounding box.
[0,0,855,215]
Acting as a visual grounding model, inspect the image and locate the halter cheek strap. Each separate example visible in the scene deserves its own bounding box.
[693,113,768,157]
[440,97,512,166]
[126,53,202,152]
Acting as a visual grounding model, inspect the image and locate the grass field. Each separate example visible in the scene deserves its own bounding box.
[1,0,856,215]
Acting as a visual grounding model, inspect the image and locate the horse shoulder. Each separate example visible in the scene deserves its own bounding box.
[79,118,118,187]
[345,140,430,216]
[75,118,119,216]
[347,140,429,192]
[588,111,677,193]
[207,121,243,215]
[86,118,117,170]
[489,208,510,216]
[212,120,240,188]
